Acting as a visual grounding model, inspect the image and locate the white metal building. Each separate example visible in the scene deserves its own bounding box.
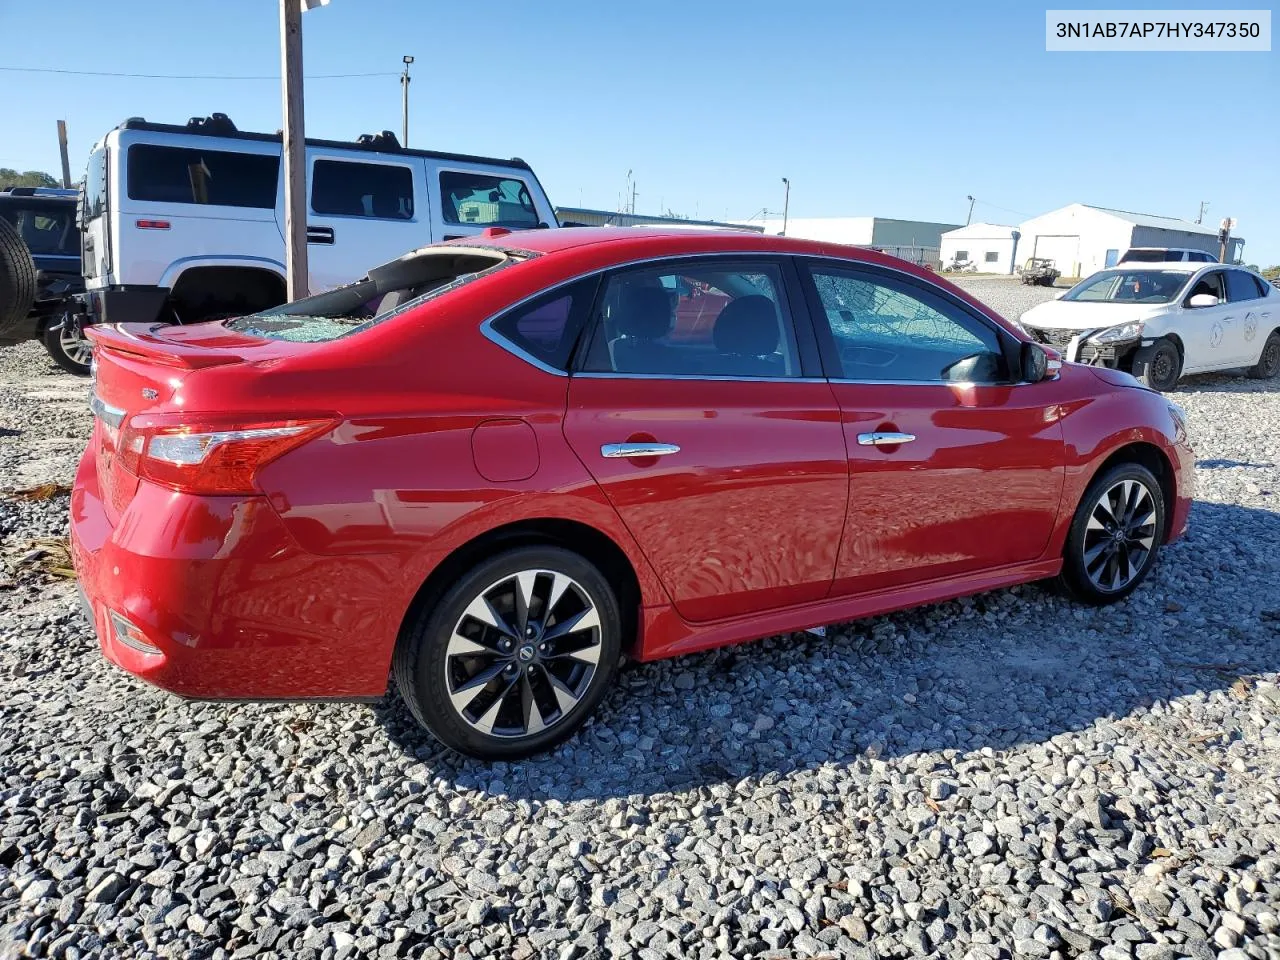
[746,216,961,266]
[938,223,1021,274]
[1014,203,1244,278]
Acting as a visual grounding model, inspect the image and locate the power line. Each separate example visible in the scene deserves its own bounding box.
[971,198,1032,219]
[0,66,396,81]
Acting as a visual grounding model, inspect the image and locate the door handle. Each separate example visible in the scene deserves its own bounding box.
[857,432,916,446]
[601,442,681,459]
[307,225,335,244]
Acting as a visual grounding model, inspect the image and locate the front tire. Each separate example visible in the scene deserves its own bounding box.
[1246,330,1280,380]
[1058,463,1165,605]
[42,318,93,376]
[1131,338,1181,392]
[393,546,622,760]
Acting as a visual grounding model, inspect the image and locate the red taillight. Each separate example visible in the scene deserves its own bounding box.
[118,416,335,495]
[136,219,171,229]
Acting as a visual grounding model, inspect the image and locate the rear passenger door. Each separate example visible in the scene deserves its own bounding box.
[299,151,427,291]
[426,163,556,241]
[1224,269,1273,364]
[563,257,849,623]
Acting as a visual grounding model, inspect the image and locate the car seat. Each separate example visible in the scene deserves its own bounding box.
[711,295,785,376]
[609,287,679,373]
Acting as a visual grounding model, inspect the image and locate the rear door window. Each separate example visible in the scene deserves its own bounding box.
[439,171,540,228]
[126,145,279,208]
[579,261,802,378]
[312,160,414,219]
[1225,269,1264,302]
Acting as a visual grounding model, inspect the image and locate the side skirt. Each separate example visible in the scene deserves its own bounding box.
[634,557,1064,661]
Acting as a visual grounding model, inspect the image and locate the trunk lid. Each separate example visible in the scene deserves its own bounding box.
[86,321,294,521]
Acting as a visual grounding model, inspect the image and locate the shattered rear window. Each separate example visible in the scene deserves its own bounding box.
[227,248,517,342]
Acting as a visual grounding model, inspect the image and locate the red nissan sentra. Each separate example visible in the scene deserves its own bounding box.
[72,228,1193,759]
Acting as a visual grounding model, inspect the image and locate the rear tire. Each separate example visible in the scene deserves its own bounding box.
[0,217,37,339]
[42,317,93,376]
[1131,338,1182,392]
[1246,330,1280,380]
[393,546,622,760]
[1057,462,1165,605]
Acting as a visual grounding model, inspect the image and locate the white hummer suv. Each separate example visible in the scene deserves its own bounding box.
[78,113,559,337]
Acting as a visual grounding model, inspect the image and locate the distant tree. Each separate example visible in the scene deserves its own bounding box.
[1263,265,1280,281]
[0,168,60,188]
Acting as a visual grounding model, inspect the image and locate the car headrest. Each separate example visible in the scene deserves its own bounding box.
[713,295,779,356]
[614,287,673,340]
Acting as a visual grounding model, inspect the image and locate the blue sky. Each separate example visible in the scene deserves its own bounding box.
[2,0,1276,262]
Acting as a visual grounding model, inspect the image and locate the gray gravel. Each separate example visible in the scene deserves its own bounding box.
[2,293,1279,960]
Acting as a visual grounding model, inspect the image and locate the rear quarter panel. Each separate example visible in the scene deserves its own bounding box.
[183,268,673,681]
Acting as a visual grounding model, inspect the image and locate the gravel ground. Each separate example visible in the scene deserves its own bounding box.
[2,286,1279,960]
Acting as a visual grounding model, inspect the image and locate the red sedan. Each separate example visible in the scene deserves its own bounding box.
[72,228,1193,759]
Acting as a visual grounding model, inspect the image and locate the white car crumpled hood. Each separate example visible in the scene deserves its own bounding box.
[1019,299,1157,332]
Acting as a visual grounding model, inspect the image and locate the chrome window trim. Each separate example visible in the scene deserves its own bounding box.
[478,321,569,377]
[828,378,997,387]
[575,373,826,383]
[478,249,1033,382]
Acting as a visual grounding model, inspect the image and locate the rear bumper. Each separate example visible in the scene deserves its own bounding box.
[70,444,396,700]
[83,285,169,326]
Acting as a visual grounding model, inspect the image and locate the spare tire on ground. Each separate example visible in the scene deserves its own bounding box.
[0,216,38,340]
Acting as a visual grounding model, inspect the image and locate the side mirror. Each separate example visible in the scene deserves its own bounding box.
[1188,293,1219,308]
[1020,341,1050,382]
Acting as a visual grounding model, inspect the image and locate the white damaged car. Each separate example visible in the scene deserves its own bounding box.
[1018,263,1280,391]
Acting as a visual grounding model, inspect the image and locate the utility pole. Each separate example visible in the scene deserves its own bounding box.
[1196,200,1209,224]
[401,56,414,146]
[781,178,790,236]
[1218,217,1235,263]
[56,121,71,189]
[966,195,976,226]
[280,0,310,301]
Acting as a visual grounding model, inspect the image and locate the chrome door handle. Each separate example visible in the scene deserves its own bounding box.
[601,442,681,459]
[857,432,916,446]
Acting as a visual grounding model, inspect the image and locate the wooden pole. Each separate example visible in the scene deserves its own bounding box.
[56,121,72,189]
[280,0,308,300]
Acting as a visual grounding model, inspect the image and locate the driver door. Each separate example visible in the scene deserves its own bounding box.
[800,260,1066,597]
[1179,269,1234,372]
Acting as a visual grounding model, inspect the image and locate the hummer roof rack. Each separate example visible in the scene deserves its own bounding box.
[115,114,533,170]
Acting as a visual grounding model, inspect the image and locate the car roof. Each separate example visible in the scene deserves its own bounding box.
[457,225,918,266]
[1102,262,1198,271]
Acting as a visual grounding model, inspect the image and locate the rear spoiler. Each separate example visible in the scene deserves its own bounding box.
[85,324,247,370]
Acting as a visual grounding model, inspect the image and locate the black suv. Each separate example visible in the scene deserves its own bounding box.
[0,186,88,373]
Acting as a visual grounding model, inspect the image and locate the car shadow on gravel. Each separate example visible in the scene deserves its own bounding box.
[373,499,1280,801]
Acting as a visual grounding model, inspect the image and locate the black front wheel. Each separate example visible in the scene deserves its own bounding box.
[1131,339,1182,392]
[42,318,93,376]
[393,546,622,759]
[1058,463,1165,605]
